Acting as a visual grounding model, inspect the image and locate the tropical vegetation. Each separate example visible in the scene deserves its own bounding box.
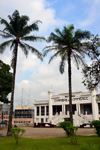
[0,10,45,135]
[0,60,12,103]
[82,35,100,90]
[43,24,91,124]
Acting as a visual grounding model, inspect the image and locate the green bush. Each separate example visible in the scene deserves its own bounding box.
[58,121,78,144]
[58,121,72,137]
[90,120,100,137]
[11,127,25,145]
[67,126,78,145]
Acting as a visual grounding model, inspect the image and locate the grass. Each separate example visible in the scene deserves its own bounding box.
[0,135,100,150]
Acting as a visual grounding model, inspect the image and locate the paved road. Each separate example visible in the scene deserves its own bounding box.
[0,127,96,138]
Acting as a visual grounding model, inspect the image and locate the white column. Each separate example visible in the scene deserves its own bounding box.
[78,104,80,114]
[62,105,63,114]
[76,104,78,115]
[91,88,98,120]
[45,106,46,116]
[34,106,36,122]
[48,90,53,123]
[34,100,37,123]
[63,105,65,115]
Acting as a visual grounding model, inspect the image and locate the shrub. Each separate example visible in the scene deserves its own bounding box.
[90,120,100,137]
[58,121,78,144]
[58,121,72,137]
[68,126,78,145]
[11,127,25,145]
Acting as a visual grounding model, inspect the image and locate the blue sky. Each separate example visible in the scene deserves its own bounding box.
[0,0,100,107]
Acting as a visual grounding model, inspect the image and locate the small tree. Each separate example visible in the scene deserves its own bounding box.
[58,121,72,137]
[11,127,25,145]
[58,121,78,145]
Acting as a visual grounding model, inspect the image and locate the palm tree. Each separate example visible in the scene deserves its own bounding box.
[43,24,91,125]
[0,10,45,135]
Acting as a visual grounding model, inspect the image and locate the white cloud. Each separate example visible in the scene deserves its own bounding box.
[79,0,100,27]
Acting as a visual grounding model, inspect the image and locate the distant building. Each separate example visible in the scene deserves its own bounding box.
[0,103,12,123]
[13,106,34,126]
[0,103,34,126]
[34,89,100,127]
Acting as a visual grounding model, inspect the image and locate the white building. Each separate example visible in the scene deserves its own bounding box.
[34,89,100,127]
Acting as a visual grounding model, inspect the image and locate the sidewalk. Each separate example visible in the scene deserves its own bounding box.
[0,127,96,139]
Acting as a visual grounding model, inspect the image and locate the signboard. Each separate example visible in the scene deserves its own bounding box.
[54,96,88,102]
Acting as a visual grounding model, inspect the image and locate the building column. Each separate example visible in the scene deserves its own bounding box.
[62,105,63,115]
[34,100,37,123]
[39,106,41,123]
[76,104,78,114]
[48,90,53,123]
[78,104,80,115]
[63,105,65,115]
[34,106,36,123]
[45,106,46,116]
[91,88,98,120]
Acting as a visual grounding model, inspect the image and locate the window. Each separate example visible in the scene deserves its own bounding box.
[37,107,39,116]
[65,105,67,115]
[46,106,49,115]
[46,118,48,122]
[84,104,92,114]
[41,118,44,123]
[72,105,76,114]
[41,106,45,116]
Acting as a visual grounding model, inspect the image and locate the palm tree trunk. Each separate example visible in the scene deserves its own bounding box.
[7,43,18,136]
[68,53,73,125]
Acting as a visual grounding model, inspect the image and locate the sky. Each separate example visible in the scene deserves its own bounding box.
[0,0,100,108]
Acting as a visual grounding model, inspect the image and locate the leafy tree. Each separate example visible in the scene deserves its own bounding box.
[0,60,12,103]
[0,10,45,135]
[82,35,100,90]
[43,24,91,124]
[82,60,100,90]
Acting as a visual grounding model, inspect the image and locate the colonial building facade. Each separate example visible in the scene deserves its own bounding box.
[34,89,100,126]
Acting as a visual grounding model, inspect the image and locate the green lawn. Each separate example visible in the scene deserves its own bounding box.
[0,136,100,150]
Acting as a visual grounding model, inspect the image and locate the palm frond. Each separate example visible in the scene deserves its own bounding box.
[19,42,29,57]
[48,32,66,45]
[0,18,16,36]
[20,35,45,42]
[0,40,13,53]
[48,49,63,64]
[10,41,15,50]
[59,54,66,74]
[20,42,43,60]
[19,20,41,37]
[72,52,86,69]
[0,30,14,38]
[74,29,91,41]
[43,45,57,56]
[43,44,65,56]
